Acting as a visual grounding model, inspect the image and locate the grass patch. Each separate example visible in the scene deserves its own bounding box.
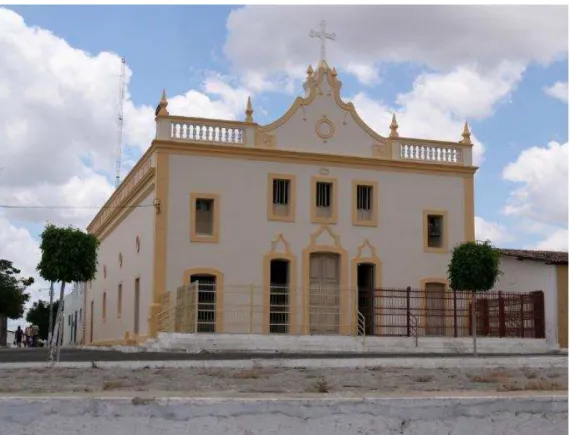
[232,369,261,379]
[521,368,538,379]
[498,379,567,392]
[414,375,433,383]
[307,379,330,393]
[102,381,125,391]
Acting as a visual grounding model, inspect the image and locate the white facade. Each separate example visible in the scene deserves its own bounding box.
[86,64,476,343]
[492,256,559,345]
[62,282,85,346]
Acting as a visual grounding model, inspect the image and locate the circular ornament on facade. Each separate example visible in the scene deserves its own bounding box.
[319,168,330,176]
[315,116,335,140]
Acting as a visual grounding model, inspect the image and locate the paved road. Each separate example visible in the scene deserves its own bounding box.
[0,348,565,363]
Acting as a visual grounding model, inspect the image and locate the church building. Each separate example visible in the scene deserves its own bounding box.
[83,59,476,345]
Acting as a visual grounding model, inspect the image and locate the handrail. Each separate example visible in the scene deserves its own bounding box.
[357,310,366,338]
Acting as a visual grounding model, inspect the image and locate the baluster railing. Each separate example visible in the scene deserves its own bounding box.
[170,121,245,145]
[400,143,462,164]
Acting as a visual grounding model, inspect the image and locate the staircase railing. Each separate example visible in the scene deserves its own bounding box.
[357,310,366,346]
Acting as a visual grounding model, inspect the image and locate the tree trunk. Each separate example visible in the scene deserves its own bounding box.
[48,281,66,364]
[0,314,7,347]
[48,281,54,345]
[472,289,477,357]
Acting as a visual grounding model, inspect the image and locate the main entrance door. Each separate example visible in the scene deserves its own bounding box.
[309,253,340,335]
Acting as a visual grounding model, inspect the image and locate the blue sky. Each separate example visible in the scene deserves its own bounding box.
[0,5,567,328]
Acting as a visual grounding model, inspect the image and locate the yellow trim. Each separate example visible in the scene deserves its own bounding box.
[351,180,379,227]
[423,209,449,254]
[463,176,475,241]
[117,283,122,318]
[310,175,338,225]
[150,151,169,339]
[556,264,568,348]
[190,193,220,243]
[302,225,350,335]
[183,268,224,333]
[262,234,298,334]
[419,277,451,334]
[351,239,382,334]
[155,140,477,178]
[267,173,297,223]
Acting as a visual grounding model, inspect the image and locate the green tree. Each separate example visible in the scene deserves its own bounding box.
[37,224,99,360]
[0,259,34,346]
[448,240,502,356]
[26,300,60,341]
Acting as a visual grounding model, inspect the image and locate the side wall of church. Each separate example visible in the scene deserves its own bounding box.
[87,190,156,343]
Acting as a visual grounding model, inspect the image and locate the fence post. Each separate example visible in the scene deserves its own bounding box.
[498,291,506,337]
[453,289,458,337]
[520,294,525,338]
[406,286,411,337]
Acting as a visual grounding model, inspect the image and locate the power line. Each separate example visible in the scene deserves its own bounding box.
[0,204,155,210]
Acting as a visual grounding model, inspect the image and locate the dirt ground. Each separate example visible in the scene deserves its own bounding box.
[0,365,567,395]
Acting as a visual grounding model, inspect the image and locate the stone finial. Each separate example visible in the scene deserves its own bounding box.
[307,64,314,78]
[245,96,254,123]
[331,67,338,78]
[389,113,399,138]
[155,89,169,117]
[461,121,472,145]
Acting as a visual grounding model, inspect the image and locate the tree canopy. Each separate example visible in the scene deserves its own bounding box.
[0,259,34,319]
[448,240,502,292]
[26,300,60,340]
[37,224,100,284]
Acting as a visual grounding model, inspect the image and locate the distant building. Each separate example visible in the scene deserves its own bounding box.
[62,282,85,346]
[494,249,568,348]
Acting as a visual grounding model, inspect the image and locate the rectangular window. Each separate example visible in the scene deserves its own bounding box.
[190,193,220,243]
[117,284,122,317]
[311,177,338,224]
[102,292,107,320]
[267,174,296,222]
[423,210,448,253]
[352,180,378,226]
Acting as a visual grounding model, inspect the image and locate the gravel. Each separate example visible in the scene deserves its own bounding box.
[0,365,566,395]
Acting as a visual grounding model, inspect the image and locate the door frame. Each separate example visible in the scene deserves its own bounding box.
[351,239,382,335]
[263,234,298,334]
[183,268,224,333]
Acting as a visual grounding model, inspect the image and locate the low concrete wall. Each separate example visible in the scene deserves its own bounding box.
[0,395,566,435]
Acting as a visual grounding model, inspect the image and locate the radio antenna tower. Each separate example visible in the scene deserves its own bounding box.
[115,56,126,188]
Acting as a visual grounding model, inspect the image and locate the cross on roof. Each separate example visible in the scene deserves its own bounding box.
[309,20,336,66]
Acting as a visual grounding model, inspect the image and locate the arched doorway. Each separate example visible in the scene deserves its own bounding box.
[190,274,217,333]
[269,259,290,334]
[356,262,376,336]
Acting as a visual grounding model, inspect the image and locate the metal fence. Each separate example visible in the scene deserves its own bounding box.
[156,283,545,339]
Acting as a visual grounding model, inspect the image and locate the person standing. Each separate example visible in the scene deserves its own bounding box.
[15,326,23,348]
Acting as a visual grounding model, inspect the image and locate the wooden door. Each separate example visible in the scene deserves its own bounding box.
[425,283,446,336]
[309,253,340,334]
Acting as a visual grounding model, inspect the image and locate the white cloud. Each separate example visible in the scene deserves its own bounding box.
[0,7,250,229]
[349,63,524,166]
[345,63,380,86]
[503,141,568,225]
[531,228,569,252]
[544,81,568,103]
[475,216,514,245]
[224,5,567,83]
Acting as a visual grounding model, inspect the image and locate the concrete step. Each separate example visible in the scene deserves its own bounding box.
[146,333,556,355]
